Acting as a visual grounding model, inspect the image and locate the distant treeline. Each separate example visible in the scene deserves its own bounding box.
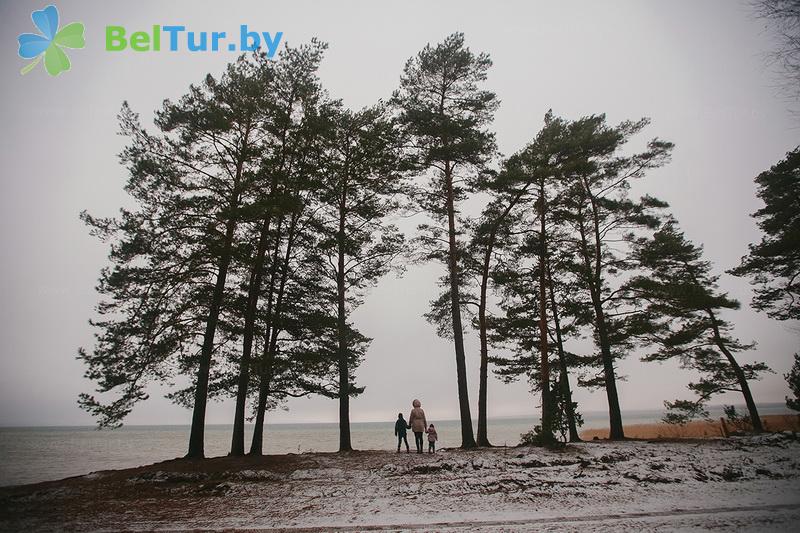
[78,33,800,456]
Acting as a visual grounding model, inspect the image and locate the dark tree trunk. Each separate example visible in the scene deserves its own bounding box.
[476,189,528,447]
[445,161,476,448]
[249,213,300,455]
[232,112,294,456]
[477,283,491,447]
[547,266,581,442]
[594,303,625,439]
[337,179,353,452]
[187,212,237,459]
[537,190,554,443]
[230,216,273,456]
[186,124,253,459]
[707,309,764,432]
[248,218,285,456]
[249,332,277,455]
[575,201,625,440]
[477,224,496,448]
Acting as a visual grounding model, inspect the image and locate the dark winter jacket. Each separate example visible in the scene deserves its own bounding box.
[395,418,408,436]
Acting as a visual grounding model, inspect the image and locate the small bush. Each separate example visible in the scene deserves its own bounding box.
[519,426,564,448]
[723,405,752,433]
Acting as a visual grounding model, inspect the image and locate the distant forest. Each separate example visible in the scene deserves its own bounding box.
[78,32,800,457]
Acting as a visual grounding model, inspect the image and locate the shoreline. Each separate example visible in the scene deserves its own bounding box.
[2,413,798,488]
[2,433,799,531]
[3,427,797,492]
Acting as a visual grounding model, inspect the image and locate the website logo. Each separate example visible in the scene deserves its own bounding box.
[17,6,285,77]
[105,26,283,56]
[17,5,85,76]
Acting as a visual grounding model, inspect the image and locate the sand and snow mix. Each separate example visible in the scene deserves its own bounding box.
[1,433,799,531]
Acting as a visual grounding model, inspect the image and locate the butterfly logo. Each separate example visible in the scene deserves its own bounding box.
[17,5,85,76]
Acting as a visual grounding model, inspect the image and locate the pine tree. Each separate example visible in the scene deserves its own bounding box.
[79,56,271,459]
[392,33,498,448]
[314,101,406,451]
[230,41,327,456]
[248,179,323,455]
[729,147,800,321]
[559,114,672,439]
[469,186,527,446]
[479,113,578,443]
[629,221,769,432]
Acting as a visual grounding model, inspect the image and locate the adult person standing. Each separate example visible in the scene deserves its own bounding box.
[408,399,427,454]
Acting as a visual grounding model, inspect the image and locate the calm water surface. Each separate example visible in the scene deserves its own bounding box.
[0,403,792,486]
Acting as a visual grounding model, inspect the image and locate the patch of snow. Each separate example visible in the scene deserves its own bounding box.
[3,434,800,531]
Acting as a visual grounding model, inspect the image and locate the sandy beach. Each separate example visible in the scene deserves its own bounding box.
[1,432,799,531]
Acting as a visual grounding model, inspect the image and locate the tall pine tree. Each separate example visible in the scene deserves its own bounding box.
[629,221,768,431]
[392,33,498,448]
[80,56,271,459]
[314,101,406,451]
[559,115,672,439]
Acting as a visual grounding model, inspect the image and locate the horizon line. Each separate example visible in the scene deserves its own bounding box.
[0,402,791,429]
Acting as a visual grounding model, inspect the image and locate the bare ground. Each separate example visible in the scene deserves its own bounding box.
[1,433,799,532]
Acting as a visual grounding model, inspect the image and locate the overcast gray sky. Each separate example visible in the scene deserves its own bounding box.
[0,0,797,427]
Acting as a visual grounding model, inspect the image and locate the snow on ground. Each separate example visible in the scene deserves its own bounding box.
[1,433,799,531]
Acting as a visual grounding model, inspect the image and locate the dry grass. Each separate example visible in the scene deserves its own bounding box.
[580,414,800,440]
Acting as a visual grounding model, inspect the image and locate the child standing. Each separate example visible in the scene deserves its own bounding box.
[394,413,410,452]
[426,423,438,454]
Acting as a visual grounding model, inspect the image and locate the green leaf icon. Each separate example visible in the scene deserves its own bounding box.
[44,42,71,76]
[17,6,85,77]
[54,22,86,49]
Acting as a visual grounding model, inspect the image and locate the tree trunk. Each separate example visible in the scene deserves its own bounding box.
[187,212,237,458]
[707,308,764,432]
[594,303,625,439]
[230,216,273,456]
[477,224,496,448]
[537,189,554,443]
[247,116,300,454]
[547,266,580,442]
[476,191,528,447]
[230,130,289,456]
[575,202,625,440]
[250,212,300,454]
[477,287,491,447]
[186,122,253,459]
[248,218,286,456]
[337,179,352,452]
[445,162,476,448]
[249,333,276,456]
